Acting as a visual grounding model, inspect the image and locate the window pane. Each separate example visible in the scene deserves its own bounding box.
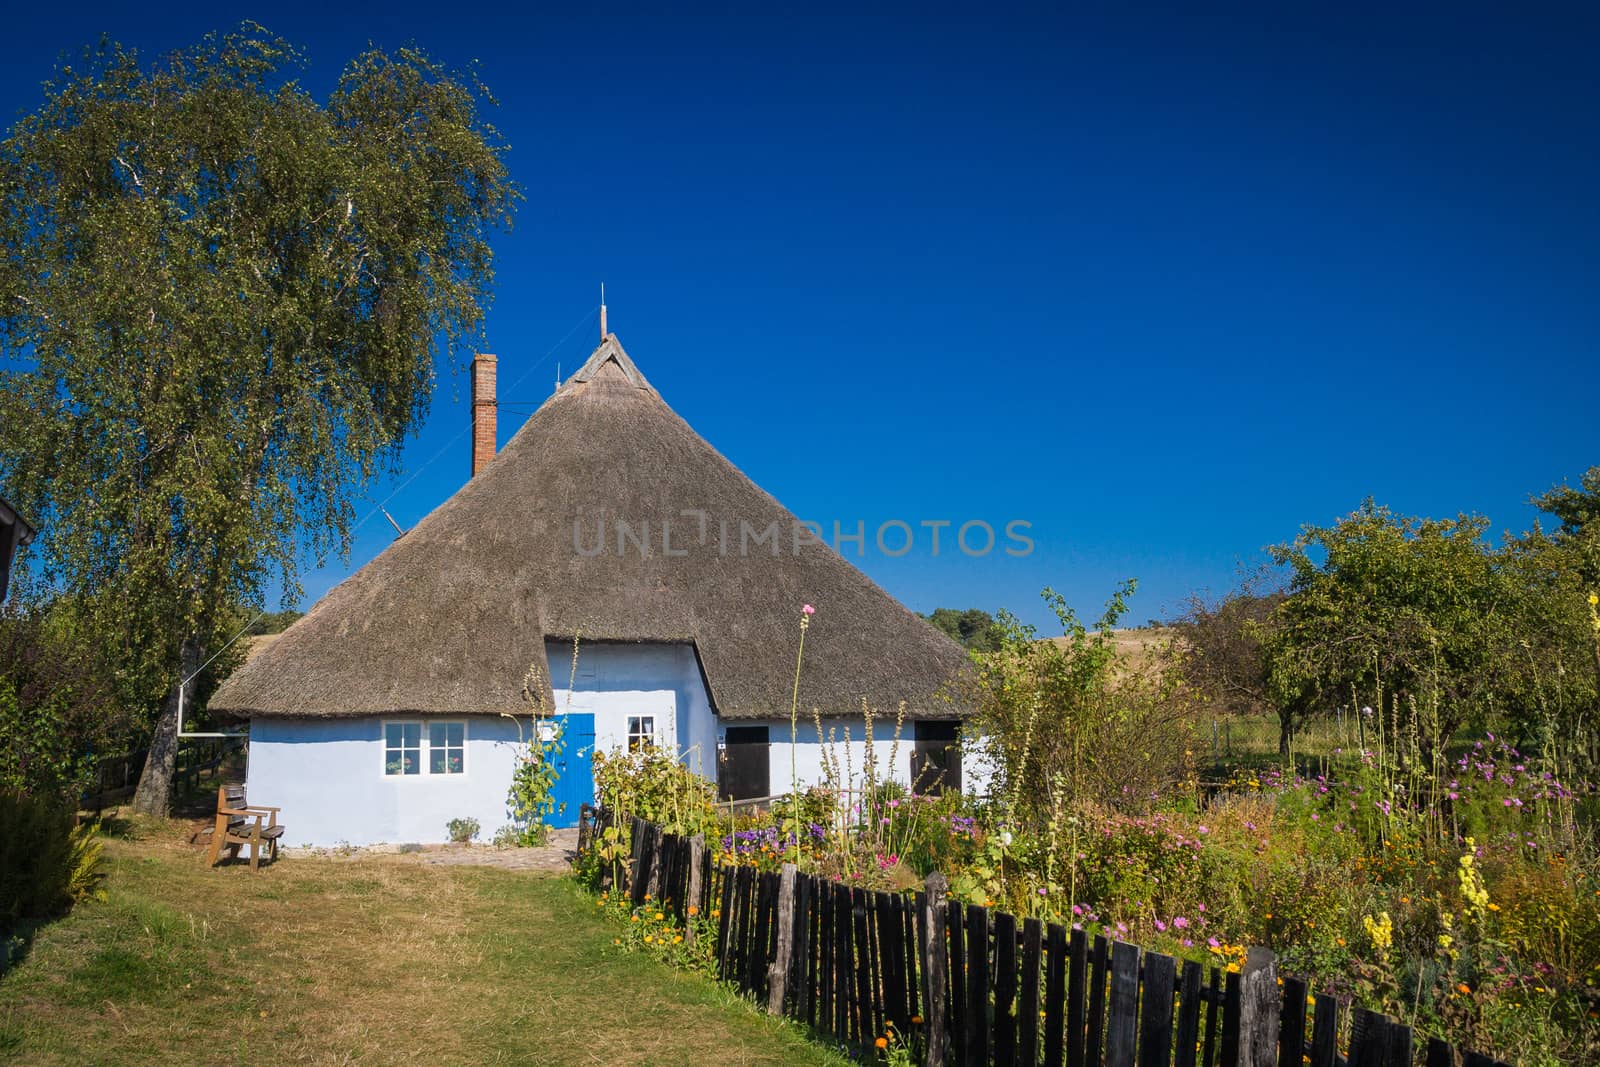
[430,749,447,775]
[448,723,464,747]
[403,752,420,775]
[403,723,421,747]
[430,722,448,748]
[386,723,402,747]
[640,717,653,735]
[627,716,641,735]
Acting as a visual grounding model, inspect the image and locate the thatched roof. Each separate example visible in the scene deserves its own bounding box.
[211,335,972,721]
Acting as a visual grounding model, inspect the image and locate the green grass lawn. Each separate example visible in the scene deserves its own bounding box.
[0,816,849,1066]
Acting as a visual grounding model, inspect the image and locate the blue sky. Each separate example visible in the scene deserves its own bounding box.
[5,5,1597,632]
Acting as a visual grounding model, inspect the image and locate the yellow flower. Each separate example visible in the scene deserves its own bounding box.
[1362,912,1393,953]
[674,935,683,944]
[654,913,665,921]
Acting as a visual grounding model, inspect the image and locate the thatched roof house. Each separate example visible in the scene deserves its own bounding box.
[214,334,973,846]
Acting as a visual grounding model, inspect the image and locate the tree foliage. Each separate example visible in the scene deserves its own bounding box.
[923,607,1001,652]
[0,25,518,810]
[971,582,1195,824]
[1183,482,1600,768]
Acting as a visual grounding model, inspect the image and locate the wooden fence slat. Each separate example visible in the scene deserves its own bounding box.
[853,888,875,1048]
[965,903,991,1067]
[1279,976,1307,1067]
[1385,1018,1413,1067]
[1202,969,1222,1067]
[768,864,798,1014]
[835,883,854,1044]
[1086,934,1109,1067]
[1424,1037,1453,1067]
[1063,927,1086,1067]
[994,911,1019,1066]
[901,891,921,1026]
[1309,994,1339,1067]
[1019,918,1043,1067]
[872,893,892,1036]
[922,876,950,1067]
[1045,923,1069,1067]
[1238,947,1278,1067]
[1139,951,1177,1067]
[716,863,736,981]
[1350,1006,1381,1067]
[794,873,814,1024]
[948,900,967,1054]
[1175,960,1203,1067]
[1103,940,1140,1067]
[1219,970,1242,1067]
[880,893,907,1035]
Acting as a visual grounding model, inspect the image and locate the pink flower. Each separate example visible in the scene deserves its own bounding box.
[1173,917,1189,929]
[1154,920,1168,932]
[802,603,816,615]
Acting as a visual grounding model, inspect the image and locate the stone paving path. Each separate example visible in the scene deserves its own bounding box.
[279,827,580,873]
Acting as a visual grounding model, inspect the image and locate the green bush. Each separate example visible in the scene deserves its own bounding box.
[0,790,102,934]
[445,817,479,843]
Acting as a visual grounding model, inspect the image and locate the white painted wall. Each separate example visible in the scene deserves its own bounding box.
[247,639,986,846]
[735,717,915,796]
[547,640,718,779]
[247,715,529,847]
[721,718,993,799]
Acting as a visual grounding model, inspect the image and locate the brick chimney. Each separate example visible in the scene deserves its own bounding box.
[470,353,497,477]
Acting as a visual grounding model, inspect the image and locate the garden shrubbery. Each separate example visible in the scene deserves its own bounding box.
[0,789,105,971]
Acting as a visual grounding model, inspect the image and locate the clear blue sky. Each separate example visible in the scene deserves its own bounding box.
[5,5,1597,632]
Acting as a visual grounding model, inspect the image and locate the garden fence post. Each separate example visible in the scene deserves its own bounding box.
[1237,946,1278,1067]
[686,834,705,947]
[922,872,950,1067]
[645,824,665,901]
[768,862,799,1015]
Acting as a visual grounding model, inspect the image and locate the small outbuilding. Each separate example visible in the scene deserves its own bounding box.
[209,334,974,845]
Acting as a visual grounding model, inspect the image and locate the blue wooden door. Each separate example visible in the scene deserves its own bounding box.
[548,713,595,829]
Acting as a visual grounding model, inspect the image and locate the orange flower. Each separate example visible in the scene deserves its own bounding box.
[687,905,699,917]
[875,1037,888,1049]
[1456,983,1472,995]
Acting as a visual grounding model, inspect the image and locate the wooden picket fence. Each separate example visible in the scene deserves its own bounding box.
[581,808,1516,1067]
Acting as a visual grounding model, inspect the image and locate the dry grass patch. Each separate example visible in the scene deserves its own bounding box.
[0,815,847,1066]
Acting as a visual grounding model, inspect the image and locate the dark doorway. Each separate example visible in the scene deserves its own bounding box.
[718,725,770,801]
[910,721,962,795]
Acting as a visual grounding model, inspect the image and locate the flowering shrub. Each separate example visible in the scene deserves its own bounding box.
[592,888,717,974]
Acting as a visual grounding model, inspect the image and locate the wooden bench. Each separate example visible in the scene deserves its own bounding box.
[206,785,285,871]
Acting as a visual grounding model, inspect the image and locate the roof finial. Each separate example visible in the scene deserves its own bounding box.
[599,282,607,340]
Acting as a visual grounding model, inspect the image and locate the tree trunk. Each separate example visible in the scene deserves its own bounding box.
[1278,711,1292,757]
[132,636,199,815]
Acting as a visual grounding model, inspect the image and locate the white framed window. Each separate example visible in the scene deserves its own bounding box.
[384,720,467,777]
[627,715,655,752]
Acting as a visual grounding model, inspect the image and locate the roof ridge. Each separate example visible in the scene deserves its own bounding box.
[562,333,655,394]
